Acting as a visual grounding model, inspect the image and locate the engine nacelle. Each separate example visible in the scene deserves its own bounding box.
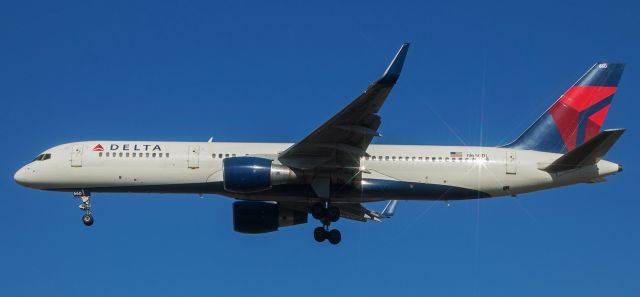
[233,201,308,234]
[223,156,298,193]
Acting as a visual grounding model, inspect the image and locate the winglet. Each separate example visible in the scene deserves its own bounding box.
[378,43,410,84]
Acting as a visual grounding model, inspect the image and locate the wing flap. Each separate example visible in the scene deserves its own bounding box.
[280,201,399,222]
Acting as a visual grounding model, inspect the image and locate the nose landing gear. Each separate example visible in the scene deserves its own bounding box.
[82,213,94,226]
[74,191,93,226]
[311,202,341,245]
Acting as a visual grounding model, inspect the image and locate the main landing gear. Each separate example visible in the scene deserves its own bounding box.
[74,190,93,226]
[311,202,341,245]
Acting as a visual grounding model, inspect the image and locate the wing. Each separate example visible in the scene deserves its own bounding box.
[280,200,398,222]
[335,200,398,222]
[278,43,410,171]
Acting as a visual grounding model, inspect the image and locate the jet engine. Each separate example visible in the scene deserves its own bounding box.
[233,201,308,234]
[223,156,298,193]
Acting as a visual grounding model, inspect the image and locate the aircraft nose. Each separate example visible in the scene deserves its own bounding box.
[14,166,30,187]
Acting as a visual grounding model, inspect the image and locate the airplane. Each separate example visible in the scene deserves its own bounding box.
[14,43,626,245]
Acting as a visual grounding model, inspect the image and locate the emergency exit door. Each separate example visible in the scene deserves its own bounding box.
[506,150,517,174]
[188,145,200,169]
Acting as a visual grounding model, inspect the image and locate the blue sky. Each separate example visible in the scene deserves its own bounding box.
[1,0,639,296]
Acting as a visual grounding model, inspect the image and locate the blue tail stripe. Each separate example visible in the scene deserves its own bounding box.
[575,95,613,145]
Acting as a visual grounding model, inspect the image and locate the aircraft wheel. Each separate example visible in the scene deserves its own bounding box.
[328,229,341,245]
[327,206,340,222]
[313,227,326,242]
[311,203,325,220]
[82,214,94,226]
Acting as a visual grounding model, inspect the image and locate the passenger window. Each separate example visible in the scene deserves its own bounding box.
[106,152,110,157]
[132,153,136,157]
[99,152,103,157]
[372,156,376,160]
[166,153,170,158]
[418,157,422,161]
[218,154,223,158]
[152,153,156,158]
[392,156,396,161]
[146,153,150,157]
[225,154,229,157]
[126,153,130,157]
[159,153,163,158]
[385,156,389,161]
[445,157,449,161]
[232,154,236,157]
[119,152,123,157]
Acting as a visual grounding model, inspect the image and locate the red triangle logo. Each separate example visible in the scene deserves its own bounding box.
[93,144,104,151]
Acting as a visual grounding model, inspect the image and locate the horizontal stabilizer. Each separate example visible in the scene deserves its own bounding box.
[543,128,625,173]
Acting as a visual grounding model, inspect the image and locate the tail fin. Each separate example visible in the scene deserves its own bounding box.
[504,63,625,153]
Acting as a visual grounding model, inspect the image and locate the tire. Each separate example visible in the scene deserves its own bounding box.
[313,227,326,242]
[82,214,94,226]
[328,229,341,245]
[326,206,340,222]
[311,203,325,220]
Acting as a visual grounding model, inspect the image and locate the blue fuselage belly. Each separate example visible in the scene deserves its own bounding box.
[48,178,491,201]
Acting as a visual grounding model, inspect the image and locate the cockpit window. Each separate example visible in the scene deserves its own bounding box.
[33,153,51,161]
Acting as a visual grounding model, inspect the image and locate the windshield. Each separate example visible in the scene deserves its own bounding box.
[33,153,51,161]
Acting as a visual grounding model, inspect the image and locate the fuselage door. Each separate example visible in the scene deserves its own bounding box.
[71,144,83,167]
[506,150,517,174]
[188,145,200,169]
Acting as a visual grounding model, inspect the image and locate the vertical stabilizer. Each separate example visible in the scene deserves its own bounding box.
[504,63,624,153]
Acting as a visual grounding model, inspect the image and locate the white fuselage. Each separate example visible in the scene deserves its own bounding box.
[14,141,621,202]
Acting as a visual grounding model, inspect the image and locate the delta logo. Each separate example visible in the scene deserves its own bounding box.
[93,143,162,152]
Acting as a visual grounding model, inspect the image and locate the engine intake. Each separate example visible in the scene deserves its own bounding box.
[223,157,298,193]
[233,201,308,234]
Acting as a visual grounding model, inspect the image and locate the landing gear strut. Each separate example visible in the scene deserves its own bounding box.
[74,190,93,226]
[311,202,341,245]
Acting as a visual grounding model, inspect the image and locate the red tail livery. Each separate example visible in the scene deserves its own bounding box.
[506,63,624,153]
